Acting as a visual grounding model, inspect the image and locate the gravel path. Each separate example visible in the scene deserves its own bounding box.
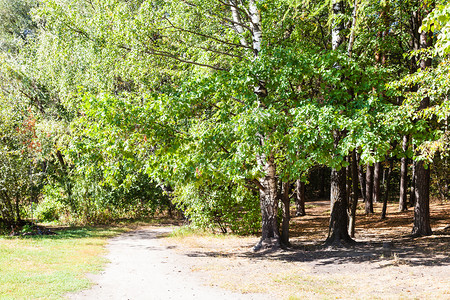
[68,227,271,300]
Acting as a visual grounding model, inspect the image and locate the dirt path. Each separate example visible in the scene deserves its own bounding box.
[68,227,271,300]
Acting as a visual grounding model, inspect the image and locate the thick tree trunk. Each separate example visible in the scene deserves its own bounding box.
[348,150,359,238]
[295,179,306,216]
[412,160,432,236]
[365,164,374,214]
[412,7,433,237]
[381,159,393,219]
[399,135,409,211]
[280,181,291,246]
[326,166,354,246]
[326,0,354,247]
[373,162,382,203]
[254,156,280,251]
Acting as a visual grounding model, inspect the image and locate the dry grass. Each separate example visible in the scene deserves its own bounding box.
[163,200,450,299]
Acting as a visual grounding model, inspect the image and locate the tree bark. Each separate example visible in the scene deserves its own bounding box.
[365,163,374,214]
[412,160,432,236]
[326,0,354,246]
[229,0,249,48]
[381,159,393,219]
[357,153,366,203]
[348,150,359,237]
[399,135,409,211]
[410,161,416,207]
[254,156,280,250]
[346,156,352,204]
[280,181,291,246]
[373,162,382,203]
[412,6,433,237]
[295,179,306,216]
[326,166,354,246]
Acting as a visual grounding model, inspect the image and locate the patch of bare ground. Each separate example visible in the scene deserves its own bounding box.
[161,200,450,299]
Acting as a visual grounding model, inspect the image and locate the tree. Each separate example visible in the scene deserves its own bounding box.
[324,0,353,246]
[398,135,409,211]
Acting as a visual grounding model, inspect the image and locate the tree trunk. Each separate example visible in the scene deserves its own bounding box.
[319,167,327,199]
[373,162,382,203]
[357,153,366,203]
[410,161,416,207]
[349,150,359,238]
[280,181,291,246]
[412,160,432,236]
[346,156,352,204]
[412,7,433,237]
[326,0,354,246]
[365,163,374,214]
[295,179,306,216]
[381,159,393,219]
[399,135,409,211]
[326,166,354,246]
[254,156,280,251]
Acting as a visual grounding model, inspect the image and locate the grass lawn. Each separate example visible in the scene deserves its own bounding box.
[0,226,128,299]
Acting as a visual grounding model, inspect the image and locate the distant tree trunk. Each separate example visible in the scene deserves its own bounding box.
[373,162,382,203]
[357,153,366,203]
[346,156,352,204]
[319,167,327,199]
[399,135,409,211]
[412,6,433,237]
[365,164,374,214]
[348,150,359,237]
[1,191,14,223]
[280,181,291,246]
[381,159,393,219]
[410,161,416,207]
[295,179,306,216]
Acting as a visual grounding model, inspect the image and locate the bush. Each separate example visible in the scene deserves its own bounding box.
[34,186,66,222]
[173,181,260,235]
[37,170,172,224]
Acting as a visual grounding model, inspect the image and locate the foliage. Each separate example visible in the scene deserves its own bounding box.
[0,0,449,234]
[422,3,450,56]
[0,79,47,223]
[0,0,37,52]
[174,181,260,234]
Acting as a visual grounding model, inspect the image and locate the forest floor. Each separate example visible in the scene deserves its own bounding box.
[70,200,450,299]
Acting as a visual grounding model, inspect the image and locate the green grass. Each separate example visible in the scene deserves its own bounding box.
[0,226,128,299]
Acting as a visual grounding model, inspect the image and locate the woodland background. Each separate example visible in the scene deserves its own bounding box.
[0,0,449,248]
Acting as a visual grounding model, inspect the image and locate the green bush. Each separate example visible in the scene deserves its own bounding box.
[34,186,66,222]
[173,181,260,235]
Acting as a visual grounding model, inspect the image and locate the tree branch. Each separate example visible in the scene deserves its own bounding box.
[164,16,253,50]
